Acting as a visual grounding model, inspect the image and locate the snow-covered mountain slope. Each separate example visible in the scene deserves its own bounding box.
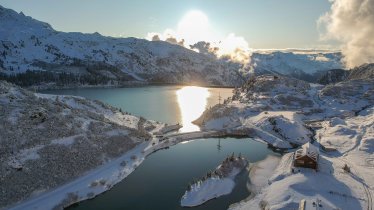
[0,5,345,87]
[195,73,373,148]
[0,80,166,209]
[247,51,344,82]
[0,5,244,87]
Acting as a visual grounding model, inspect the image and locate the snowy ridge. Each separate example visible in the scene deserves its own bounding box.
[0,5,243,87]
[0,5,345,87]
[248,51,343,82]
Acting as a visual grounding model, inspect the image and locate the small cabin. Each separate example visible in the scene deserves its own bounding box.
[293,142,319,170]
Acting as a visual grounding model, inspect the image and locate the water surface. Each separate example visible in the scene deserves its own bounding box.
[43,85,232,132]
[70,138,277,210]
[42,86,278,210]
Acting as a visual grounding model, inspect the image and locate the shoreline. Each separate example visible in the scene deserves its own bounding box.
[180,155,248,207]
[7,129,272,210]
[23,82,235,92]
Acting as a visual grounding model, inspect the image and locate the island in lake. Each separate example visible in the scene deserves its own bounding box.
[181,153,248,207]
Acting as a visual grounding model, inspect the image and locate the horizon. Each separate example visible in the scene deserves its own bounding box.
[0,0,337,50]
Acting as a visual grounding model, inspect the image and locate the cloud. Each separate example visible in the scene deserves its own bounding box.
[150,34,160,41]
[318,0,374,68]
[146,10,251,64]
[147,30,185,46]
[213,33,250,63]
[147,30,250,63]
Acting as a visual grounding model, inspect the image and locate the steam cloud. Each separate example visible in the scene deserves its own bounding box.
[147,31,250,64]
[319,0,374,68]
[148,31,185,46]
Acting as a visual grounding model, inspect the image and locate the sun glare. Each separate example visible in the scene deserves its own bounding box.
[177,10,212,45]
[176,86,210,132]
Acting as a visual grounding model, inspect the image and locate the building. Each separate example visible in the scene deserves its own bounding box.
[294,142,319,170]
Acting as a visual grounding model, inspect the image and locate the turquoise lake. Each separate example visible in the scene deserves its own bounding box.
[42,86,278,210]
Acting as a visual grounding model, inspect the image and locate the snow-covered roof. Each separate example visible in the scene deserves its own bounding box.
[295,142,319,161]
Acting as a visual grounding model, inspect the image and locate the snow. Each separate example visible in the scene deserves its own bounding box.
[197,74,374,210]
[295,142,319,161]
[154,123,182,135]
[7,145,44,169]
[248,155,281,193]
[180,162,245,207]
[0,5,344,87]
[232,153,367,210]
[6,128,242,210]
[181,177,235,207]
[249,51,342,76]
[7,142,149,210]
[0,5,245,87]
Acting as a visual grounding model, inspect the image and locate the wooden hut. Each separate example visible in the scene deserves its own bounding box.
[293,142,319,170]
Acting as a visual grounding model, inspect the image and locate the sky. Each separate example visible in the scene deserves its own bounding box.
[0,0,335,49]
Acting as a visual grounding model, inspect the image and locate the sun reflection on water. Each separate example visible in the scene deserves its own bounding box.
[176,86,210,132]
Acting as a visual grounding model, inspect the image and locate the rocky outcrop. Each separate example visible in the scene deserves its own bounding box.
[347,63,374,80]
[317,69,349,84]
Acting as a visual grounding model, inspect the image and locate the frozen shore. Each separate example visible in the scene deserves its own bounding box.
[181,155,248,207]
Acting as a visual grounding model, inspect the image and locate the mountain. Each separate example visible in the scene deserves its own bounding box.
[0,5,344,87]
[248,51,344,82]
[316,63,374,85]
[0,5,244,87]
[347,63,374,80]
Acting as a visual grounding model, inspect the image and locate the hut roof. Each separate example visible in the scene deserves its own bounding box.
[295,142,319,161]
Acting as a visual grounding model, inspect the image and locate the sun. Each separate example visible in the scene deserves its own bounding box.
[177,10,213,45]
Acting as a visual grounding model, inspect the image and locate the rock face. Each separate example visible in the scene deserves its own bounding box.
[0,80,158,208]
[347,63,374,80]
[317,69,349,84]
[317,63,374,85]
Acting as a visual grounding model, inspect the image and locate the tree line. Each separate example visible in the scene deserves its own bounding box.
[0,70,115,87]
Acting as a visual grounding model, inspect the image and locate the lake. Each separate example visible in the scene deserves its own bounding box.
[42,85,278,210]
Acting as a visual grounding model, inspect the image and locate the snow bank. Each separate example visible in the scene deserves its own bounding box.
[181,177,235,207]
[249,155,281,193]
[181,156,247,207]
